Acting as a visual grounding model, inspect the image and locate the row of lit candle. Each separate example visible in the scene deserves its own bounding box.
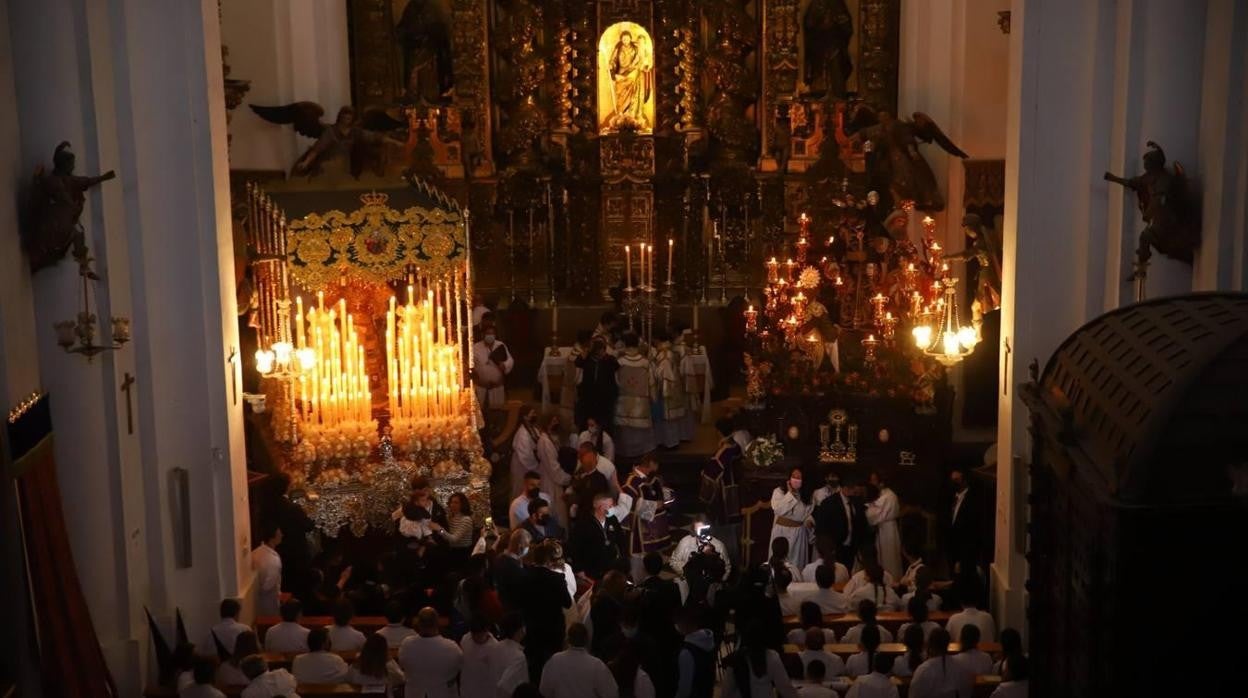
[297,292,373,428]
[623,239,675,289]
[386,281,468,422]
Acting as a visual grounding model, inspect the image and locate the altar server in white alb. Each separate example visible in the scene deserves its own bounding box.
[510,406,542,498]
[651,331,688,449]
[614,332,656,458]
[472,320,514,410]
[398,608,462,698]
[865,471,903,580]
[770,467,815,569]
[672,326,699,441]
[250,525,283,616]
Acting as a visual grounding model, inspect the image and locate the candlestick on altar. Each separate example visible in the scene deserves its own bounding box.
[625,245,632,289]
[667,238,674,283]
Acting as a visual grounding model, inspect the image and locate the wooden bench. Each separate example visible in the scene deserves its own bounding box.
[145,683,362,697]
[254,615,446,641]
[782,610,954,634]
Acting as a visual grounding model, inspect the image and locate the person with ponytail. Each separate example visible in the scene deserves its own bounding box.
[899,566,942,612]
[846,653,899,698]
[892,623,925,678]
[786,601,837,645]
[846,623,882,677]
[769,531,805,582]
[897,595,939,643]
[951,623,993,676]
[721,623,799,698]
[909,627,974,698]
[988,653,1029,698]
[847,562,901,611]
[842,599,894,645]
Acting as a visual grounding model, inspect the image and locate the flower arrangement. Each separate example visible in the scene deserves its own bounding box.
[745,436,784,469]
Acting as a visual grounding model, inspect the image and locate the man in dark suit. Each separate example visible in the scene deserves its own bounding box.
[814,473,867,570]
[945,467,982,576]
[569,492,624,580]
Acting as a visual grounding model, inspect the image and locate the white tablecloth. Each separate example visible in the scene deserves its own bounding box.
[537,346,715,423]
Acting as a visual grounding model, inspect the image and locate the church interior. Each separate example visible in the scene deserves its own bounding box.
[1,1,1246,696]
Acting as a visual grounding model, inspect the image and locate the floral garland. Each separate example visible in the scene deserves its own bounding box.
[745,436,785,469]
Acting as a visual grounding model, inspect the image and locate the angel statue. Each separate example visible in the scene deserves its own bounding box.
[800,300,842,373]
[946,213,1003,326]
[1104,141,1200,278]
[852,109,968,211]
[22,141,115,277]
[249,103,406,179]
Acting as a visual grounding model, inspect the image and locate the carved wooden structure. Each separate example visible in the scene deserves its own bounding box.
[1022,293,1248,697]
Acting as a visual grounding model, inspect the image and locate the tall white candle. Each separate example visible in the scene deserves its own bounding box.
[693,303,699,332]
[667,239,674,283]
[625,245,632,288]
[552,304,558,335]
[647,244,654,289]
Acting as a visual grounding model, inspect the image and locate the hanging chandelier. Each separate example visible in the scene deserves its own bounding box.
[54,266,131,361]
[912,275,979,366]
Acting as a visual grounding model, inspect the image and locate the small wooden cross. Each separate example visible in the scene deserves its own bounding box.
[227,347,239,405]
[1003,338,1012,396]
[121,372,136,434]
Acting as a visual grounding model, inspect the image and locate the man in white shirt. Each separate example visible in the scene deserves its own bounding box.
[263,599,310,653]
[510,470,555,528]
[473,321,514,411]
[250,525,284,617]
[801,537,850,586]
[796,661,841,698]
[326,600,366,652]
[805,565,849,615]
[539,623,618,698]
[946,576,997,642]
[376,602,416,649]
[798,628,847,680]
[180,659,226,698]
[209,598,251,657]
[495,613,529,698]
[239,656,299,698]
[291,627,349,684]
[398,607,463,698]
[844,656,900,698]
[459,616,501,698]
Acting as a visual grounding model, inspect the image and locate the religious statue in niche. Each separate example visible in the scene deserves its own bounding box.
[1104,141,1201,276]
[22,141,115,277]
[598,22,655,134]
[395,0,455,103]
[850,106,967,211]
[248,103,407,179]
[803,0,854,97]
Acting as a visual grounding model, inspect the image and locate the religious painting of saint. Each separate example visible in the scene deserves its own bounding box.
[597,22,655,134]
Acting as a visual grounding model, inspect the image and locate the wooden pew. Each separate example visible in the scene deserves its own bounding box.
[782,610,954,635]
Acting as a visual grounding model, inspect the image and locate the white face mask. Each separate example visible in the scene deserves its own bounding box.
[790,478,803,491]
[484,334,496,344]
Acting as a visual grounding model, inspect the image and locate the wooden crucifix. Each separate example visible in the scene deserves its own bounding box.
[227,346,239,405]
[120,372,136,434]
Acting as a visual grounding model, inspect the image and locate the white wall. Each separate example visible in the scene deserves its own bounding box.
[220,0,351,171]
[5,0,250,691]
[996,0,1248,632]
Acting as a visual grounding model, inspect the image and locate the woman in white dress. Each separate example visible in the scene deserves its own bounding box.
[770,467,814,569]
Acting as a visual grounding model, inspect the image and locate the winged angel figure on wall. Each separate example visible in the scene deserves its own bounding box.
[249,102,407,179]
[851,106,968,211]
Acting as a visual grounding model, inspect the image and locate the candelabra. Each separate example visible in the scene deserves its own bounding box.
[54,266,131,361]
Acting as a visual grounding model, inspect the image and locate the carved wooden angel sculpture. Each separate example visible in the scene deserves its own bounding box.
[249,103,406,179]
[852,109,968,211]
[946,213,1003,325]
[23,141,115,276]
[1104,141,1200,275]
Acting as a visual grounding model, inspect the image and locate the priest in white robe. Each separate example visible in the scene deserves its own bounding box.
[510,407,541,498]
[398,608,463,698]
[473,321,514,410]
[614,333,656,458]
[865,472,903,580]
[652,333,687,449]
[460,621,501,698]
[770,468,815,569]
[672,327,698,441]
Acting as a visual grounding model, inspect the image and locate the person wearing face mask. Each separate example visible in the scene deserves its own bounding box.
[521,498,563,544]
[511,470,555,529]
[511,406,542,498]
[569,492,625,581]
[472,320,514,412]
[620,455,671,580]
[523,541,573,684]
[537,413,572,524]
[771,467,815,569]
[576,415,617,464]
